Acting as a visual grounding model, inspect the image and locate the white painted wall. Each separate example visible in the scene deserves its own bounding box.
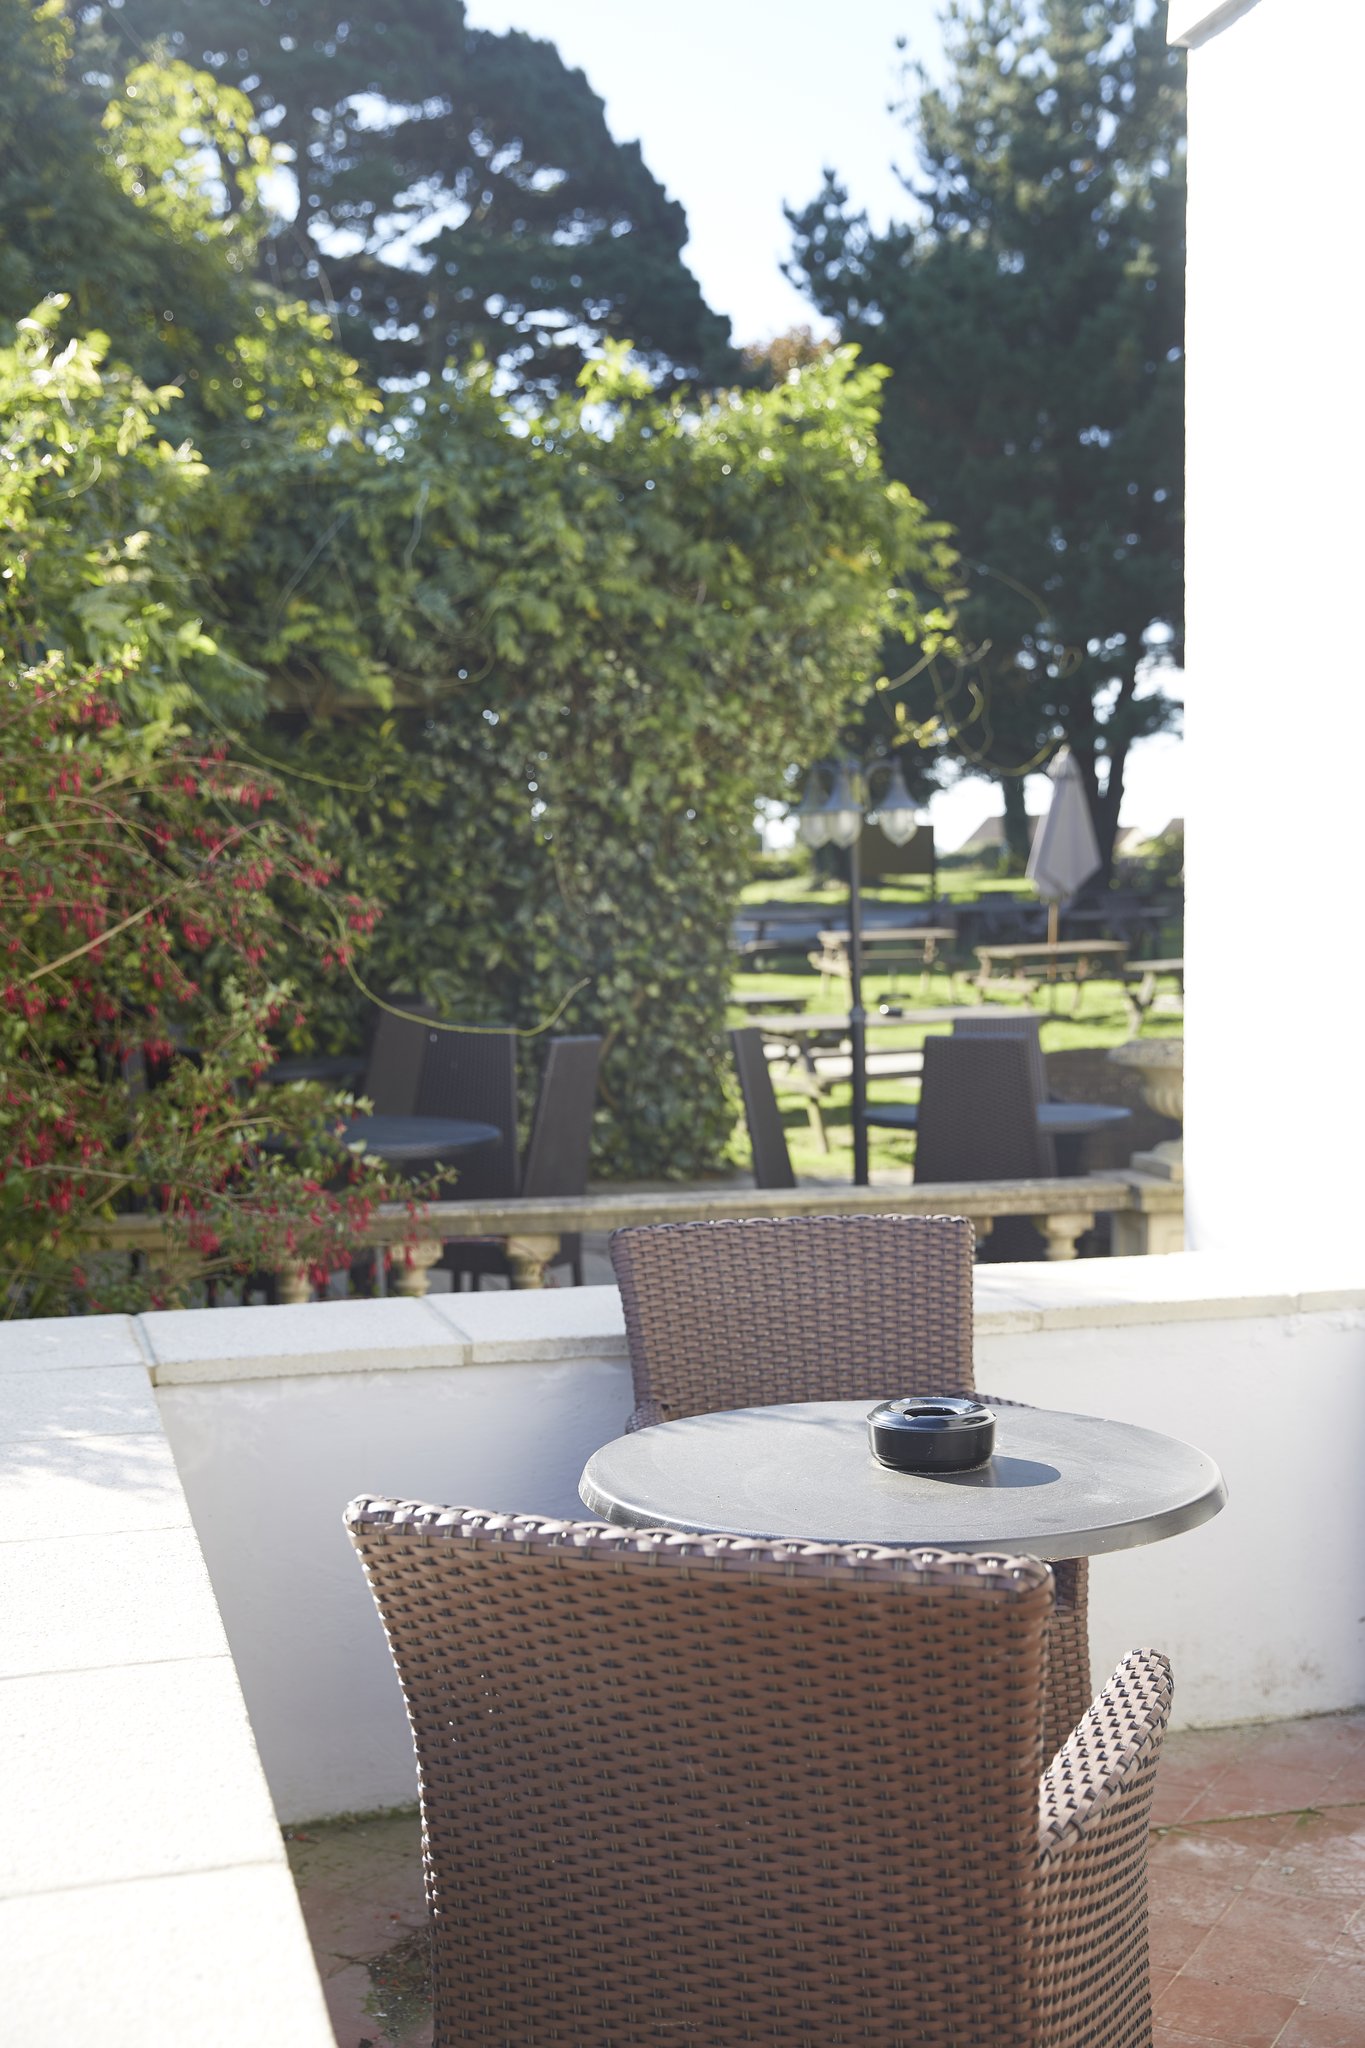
[1177,0,1365,1259]
[157,1355,632,1821]
[148,1269,1365,1823]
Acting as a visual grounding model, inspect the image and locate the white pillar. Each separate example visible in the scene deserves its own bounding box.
[1175,0,1365,1261]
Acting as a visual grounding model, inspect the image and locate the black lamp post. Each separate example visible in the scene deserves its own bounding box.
[793,755,927,1187]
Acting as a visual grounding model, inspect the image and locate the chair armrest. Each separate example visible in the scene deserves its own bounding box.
[626,1400,665,1433]
[1038,1648,1173,1864]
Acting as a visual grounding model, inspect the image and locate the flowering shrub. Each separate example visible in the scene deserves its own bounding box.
[0,655,422,1314]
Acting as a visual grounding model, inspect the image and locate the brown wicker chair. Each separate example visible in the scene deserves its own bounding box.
[346,1500,1173,2048]
[609,1213,1090,1757]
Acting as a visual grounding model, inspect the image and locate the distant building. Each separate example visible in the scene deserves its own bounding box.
[952,813,1042,856]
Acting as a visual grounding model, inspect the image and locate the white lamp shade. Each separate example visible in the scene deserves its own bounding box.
[866,757,923,846]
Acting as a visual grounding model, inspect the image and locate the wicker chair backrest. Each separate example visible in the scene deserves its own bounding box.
[415,1026,519,1200]
[729,1027,796,1189]
[954,1010,1050,1106]
[520,1036,602,1198]
[610,1213,974,1423]
[362,999,435,1116]
[915,1033,1056,1182]
[346,1500,1051,2048]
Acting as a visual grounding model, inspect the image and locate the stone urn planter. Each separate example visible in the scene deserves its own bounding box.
[1108,1038,1183,1182]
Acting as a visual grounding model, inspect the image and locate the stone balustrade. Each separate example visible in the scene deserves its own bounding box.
[87,1169,1185,1296]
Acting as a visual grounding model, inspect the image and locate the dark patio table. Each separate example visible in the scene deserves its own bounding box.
[343,1114,500,1167]
[261,1054,367,1087]
[580,1398,1226,1561]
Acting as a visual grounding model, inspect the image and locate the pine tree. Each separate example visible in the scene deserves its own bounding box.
[787,0,1185,867]
[82,0,734,396]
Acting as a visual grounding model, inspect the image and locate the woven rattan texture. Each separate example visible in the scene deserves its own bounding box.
[609,1212,1090,1764]
[346,1503,1169,2047]
[1037,1650,1173,2045]
[915,1034,1057,1181]
[415,1026,519,1200]
[954,1011,1050,1107]
[610,1214,976,1426]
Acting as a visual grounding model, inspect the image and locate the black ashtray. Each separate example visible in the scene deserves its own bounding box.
[867,1397,996,1474]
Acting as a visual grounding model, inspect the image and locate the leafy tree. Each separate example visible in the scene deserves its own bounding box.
[82,0,735,394]
[787,0,1185,867]
[198,346,957,1176]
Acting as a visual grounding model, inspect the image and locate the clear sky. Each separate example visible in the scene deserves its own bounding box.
[464,0,1184,843]
[465,0,945,346]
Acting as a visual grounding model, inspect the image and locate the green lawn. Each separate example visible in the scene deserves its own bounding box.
[723,958,1182,1181]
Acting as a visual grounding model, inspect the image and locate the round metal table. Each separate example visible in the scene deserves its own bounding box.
[344,1115,500,1166]
[580,1399,1226,1561]
[1037,1102,1132,1139]
[261,1054,367,1087]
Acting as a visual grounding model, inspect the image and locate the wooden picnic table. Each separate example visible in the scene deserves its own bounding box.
[975,938,1128,1009]
[809,925,958,995]
[1122,958,1184,1032]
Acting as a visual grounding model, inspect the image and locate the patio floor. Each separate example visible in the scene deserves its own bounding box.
[286,1709,1365,2048]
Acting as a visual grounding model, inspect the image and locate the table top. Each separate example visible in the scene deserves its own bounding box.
[262,1054,367,1087]
[344,1115,501,1163]
[817,926,958,946]
[976,940,1129,961]
[759,1007,985,1038]
[580,1399,1226,1561]
[1038,1101,1132,1137]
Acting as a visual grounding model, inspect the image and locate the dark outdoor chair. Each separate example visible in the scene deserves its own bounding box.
[954,1009,1051,1104]
[609,1211,1090,1759]
[913,1032,1057,1182]
[362,998,436,1116]
[347,1498,1172,2048]
[415,1025,519,1201]
[729,1027,796,1189]
[444,1035,603,1287]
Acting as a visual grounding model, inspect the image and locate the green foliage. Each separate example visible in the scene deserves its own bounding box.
[83,0,736,394]
[236,348,958,1176]
[0,654,418,1315]
[0,299,233,709]
[787,0,1185,866]
[2,18,961,1183]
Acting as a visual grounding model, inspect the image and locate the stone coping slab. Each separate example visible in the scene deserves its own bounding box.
[7,1257,1362,1389]
[3,1333,335,2045]
[137,1255,1365,1380]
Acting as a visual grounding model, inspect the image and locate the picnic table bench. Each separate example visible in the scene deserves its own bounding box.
[1122,958,1185,1033]
[974,939,1128,1008]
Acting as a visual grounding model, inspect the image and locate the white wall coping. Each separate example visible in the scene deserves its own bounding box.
[1,1319,335,2044]
[3,1255,1353,1386]
[1168,0,1261,48]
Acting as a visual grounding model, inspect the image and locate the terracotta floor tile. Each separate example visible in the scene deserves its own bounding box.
[297,1883,422,1967]
[1155,1973,1299,2044]
[1153,2032,1220,2047]
[1181,1763,1342,1825]
[1274,2009,1365,2047]
[1323,1750,1365,1799]
[1219,1887,1359,1953]
[1179,1920,1327,2002]
[1150,1907,1216,1972]
[1302,1956,1365,2018]
[1244,1717,1365,1774]
[1254,1813,1365,1902]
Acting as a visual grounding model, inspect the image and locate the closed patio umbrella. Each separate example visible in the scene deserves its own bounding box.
[1026,748,1101,944]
